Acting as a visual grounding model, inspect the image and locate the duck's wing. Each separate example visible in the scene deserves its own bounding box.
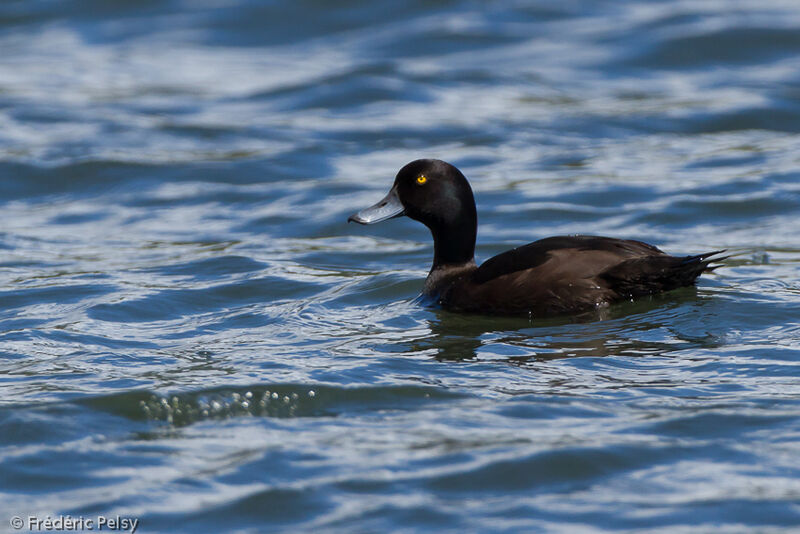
[446,236,722,316]
[473,235,665,284]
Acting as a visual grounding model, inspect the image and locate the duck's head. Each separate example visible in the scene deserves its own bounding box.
[348,159,477,266]
[348,159,475,228]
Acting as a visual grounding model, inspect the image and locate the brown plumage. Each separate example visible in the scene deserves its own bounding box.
[348,159,724,317]
[438,236,723,315]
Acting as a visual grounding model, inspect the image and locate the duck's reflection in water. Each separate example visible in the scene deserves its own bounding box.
[412,287,724,363]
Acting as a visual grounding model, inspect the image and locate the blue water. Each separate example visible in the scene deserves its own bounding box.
[1,1,800,532]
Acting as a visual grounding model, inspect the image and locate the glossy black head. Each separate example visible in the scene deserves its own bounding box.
[349,159,477,267]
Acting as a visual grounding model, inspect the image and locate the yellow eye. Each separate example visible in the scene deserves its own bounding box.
[416,175,427,185]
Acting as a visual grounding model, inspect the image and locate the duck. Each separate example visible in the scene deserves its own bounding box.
[348,159,724,317]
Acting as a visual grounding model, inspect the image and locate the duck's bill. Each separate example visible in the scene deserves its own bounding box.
[347,187,405,225]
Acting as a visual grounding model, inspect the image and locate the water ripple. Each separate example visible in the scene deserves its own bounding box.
[2,0,800,531]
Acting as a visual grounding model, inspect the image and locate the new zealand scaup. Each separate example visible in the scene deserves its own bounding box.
[348,159,724,316]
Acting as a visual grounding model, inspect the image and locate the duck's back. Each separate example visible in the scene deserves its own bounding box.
[438,235,717,316]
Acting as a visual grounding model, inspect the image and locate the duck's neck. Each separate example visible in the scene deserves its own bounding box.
[430,214,477,269]
[423,220,477,296]
[423,259,476,296]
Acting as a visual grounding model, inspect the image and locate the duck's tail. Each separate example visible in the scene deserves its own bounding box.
[684,249,729,273]
[601,249,727,298]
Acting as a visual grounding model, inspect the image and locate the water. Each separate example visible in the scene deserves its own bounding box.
[1,0,800,532]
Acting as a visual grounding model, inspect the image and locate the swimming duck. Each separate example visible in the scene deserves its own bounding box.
[348,159,723,316]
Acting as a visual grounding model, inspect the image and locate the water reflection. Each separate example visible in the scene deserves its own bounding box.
[416,288,726,362]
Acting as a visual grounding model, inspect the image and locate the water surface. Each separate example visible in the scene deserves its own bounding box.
[1,0,800,532]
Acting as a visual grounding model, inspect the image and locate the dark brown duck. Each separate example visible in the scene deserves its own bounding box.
[348,159,724,316]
